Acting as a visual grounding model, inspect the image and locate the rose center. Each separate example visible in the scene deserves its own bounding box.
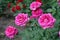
[8,28,14,33]
[44,18,49,23]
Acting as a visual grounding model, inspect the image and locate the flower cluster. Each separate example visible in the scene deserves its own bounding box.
[29,1,56,29]
[5,0,57,39]
[7,0,26,12]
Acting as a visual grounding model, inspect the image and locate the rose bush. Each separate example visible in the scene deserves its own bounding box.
[0,0,60,40]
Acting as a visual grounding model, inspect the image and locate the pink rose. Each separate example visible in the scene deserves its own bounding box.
[15,13,29,26]
[5,26,18,39]
[31,8,43,18]
[30,1,42,10]
[38,13,56,29]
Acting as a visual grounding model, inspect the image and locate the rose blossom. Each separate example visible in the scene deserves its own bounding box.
[15,13,29,26]
[7,2,11,8]
[36,0,42,3]
[17,0,23,2]
[5,26,18,39]
[38,13,56,29]
[16,5,21,10]
[31,8,43,18]
[30,1,42,10]
[12,6,16,12]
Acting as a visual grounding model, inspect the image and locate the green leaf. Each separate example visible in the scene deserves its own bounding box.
[46,9,53,12]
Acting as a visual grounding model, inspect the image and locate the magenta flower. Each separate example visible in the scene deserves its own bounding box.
[38,13,56,29]
[15,13,29,26]
[5,26,18,39]
[30,1,42,10]
[31,8,43,18]
[58,0,60,6]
